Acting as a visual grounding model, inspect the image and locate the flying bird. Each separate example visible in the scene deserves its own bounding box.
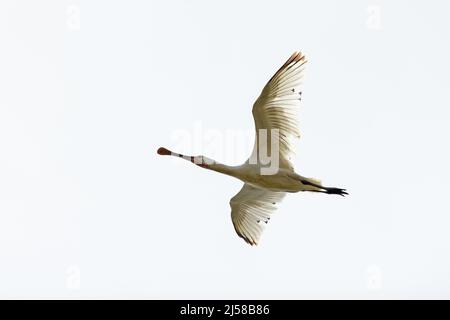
[157,52,347,245]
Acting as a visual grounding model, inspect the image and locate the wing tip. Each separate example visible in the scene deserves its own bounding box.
[268,51,307,83]
[244,236,259,246]
[289,51,307,64]
[234,225,260,246]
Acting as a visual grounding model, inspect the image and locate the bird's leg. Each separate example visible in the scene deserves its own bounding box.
[323,187,348,196]
[300,179,348,197]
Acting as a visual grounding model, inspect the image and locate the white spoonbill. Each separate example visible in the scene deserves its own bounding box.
[157,52,347,245]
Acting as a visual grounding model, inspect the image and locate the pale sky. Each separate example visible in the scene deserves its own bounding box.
[0,0,449,298]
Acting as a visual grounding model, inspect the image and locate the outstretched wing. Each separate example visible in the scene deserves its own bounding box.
[250,52,307,171]
[230,184,286,245]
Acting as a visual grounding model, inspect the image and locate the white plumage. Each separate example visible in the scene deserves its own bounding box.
[158,52,347,245]
[251,51,305,171]
[230,184,286,245]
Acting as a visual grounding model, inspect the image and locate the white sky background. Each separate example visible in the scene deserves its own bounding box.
[0,0,449,299]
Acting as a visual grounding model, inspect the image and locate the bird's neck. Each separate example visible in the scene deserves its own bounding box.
[157,147,241,179]
[207,162,239,178]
